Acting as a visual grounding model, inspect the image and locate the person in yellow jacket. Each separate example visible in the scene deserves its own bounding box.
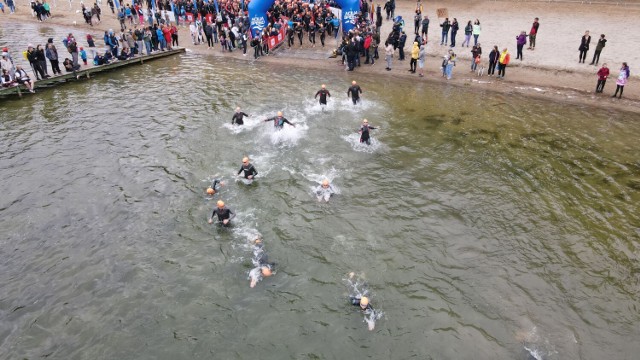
[497,48,510,79]
[409,41,420,73]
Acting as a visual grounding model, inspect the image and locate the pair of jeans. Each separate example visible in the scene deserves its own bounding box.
[473,34,479,45]
[516,44,524,60]
[462,34,471,47]
[488,60,496,75]
[144,41,151,55]
[441,31,448,45]
[445,63,454,79]
[450,31,457,47]
[591,50,602,64]
[595,79,606,93]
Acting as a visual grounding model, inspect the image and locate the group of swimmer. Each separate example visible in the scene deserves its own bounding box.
[205,80,381,330]
[232,80,379,145]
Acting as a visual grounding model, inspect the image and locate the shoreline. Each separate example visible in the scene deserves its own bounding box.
[1,1,638,114]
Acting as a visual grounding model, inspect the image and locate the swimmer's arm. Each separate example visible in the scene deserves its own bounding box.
[228,208,236,220]
[237,166,244,175]
[315,90,320,98]
[241,112,249,117]
[249,166,258,176]
[283,118,295,127]
[327,91,331,97]
[350,297,361,306]
[263,117,274,122]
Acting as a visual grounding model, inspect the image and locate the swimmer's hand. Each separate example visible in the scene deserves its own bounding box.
[223,219,229,225]
[208,218,213,224]
[368,322,375,331]
[248,175,253,179]
[349,272,355,279]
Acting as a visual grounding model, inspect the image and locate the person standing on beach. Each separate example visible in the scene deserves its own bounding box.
[578,30,591,63]
[612,62,630,98]
[590,34,606,65]
[497,48,510,78]
[348,81,363,105]
[440,18,450,46]
[442,49,456,80]
[418,42,426,77]
[462,20,472,47]
[527,18,539,50]
[595,63,609,93]
[385,41,394,70]
[450,18,459,48]
[473,19,481,46]
[421,15,429,40]
[409,41,419,73]
[398,31,407,61]
[515,31,526,60]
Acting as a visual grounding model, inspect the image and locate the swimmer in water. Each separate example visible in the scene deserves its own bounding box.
[347,272,379,331]
[232,107,250,125]
[350,295,373,312]
[237,157,258,180]
[358,119,378,145]
[206,178,223,195]
[315,84,331,107]
[347,80,363,105]
[263,111,296,129]
[208,200,236,226]
[315,179,335,202]
[249,237,276,288]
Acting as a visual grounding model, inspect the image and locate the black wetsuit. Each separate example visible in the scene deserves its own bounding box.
[232,111,249,125]
[347,85,362,105]
[211,206,236,225]
[210,179,221,191]
[315,89,331,105]
[264,116,294,129]
[238,163,258,179]
[350,297,373,311]
[359,124,377,145]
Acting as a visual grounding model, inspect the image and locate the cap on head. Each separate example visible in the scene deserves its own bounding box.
[321,84,326,89]
[236,107,240,111]
[277,111,283,116]
[363,119,368,123]
[360,296,369,307]
[352,80,356,85]
[206,187,215,195]
[261,266,272,277]
[322,179,329,186]
[242,156,249,163]
[217,200,225,208]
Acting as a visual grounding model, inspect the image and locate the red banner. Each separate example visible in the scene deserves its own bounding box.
[205,13,214,24]
[185,12,194,22]
[266,26,287,50]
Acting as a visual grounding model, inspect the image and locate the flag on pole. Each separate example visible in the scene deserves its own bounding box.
[213,0,219,13]
[114,0,121,10]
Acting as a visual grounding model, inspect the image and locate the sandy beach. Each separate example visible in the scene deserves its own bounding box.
[1,0,639,112]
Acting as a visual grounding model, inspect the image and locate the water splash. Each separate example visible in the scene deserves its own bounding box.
[343,133,382,153]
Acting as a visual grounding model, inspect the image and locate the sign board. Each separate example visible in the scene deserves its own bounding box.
[436,8,448,18]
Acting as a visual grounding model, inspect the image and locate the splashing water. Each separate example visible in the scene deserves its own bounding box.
[364,309,384,331]
[264,122,309,147]
[523,344,544,360]
[343,133,383,153]
[344,273,383,330]
[222,114,268,134]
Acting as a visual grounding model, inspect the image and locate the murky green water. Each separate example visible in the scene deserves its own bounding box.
[1,23,640,360]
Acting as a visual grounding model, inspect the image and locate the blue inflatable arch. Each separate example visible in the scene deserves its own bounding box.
[248,0,361,37]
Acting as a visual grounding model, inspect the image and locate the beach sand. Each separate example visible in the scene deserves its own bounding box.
[1,0,638,112]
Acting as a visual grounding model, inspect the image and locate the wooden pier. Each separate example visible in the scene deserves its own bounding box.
[0,48,186,98]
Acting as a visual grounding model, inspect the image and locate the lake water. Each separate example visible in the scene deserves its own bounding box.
[1,22,639,360]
